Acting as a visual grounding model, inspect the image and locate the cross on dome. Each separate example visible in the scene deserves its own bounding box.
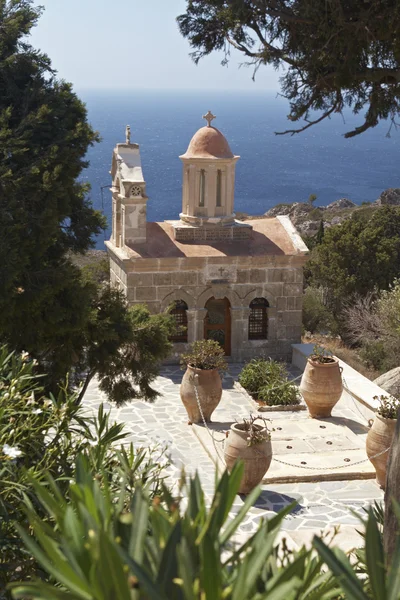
[125,125,131,144]
[202,111,216,127]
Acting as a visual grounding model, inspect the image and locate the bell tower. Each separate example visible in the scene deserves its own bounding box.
[109,125,148,248]
[169,112,252,242]
[179,111,239,227]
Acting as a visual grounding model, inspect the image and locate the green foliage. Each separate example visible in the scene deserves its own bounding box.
[8,456,400,600]
[178,1,400,138]
[377,279,400,342]
[308,193,317,206]
[310,345,335,365]
[0,0,106,381]
[308,208,323,221]
[342,280,400,372]
[302,222,324,252]
[92,301,175,404]
[313,505,400,600]
[374,394,400,420]
[237,415,271,445]
[308,207,400,316]
[0,3,175,403]
[181,340,227,371]
[302,286,336,334]
[359,340,388,371]
[316,220,325,245]
[0,345,170,591]
[258,380,300,407]
[9,459,341,600]
[239,358,300,406]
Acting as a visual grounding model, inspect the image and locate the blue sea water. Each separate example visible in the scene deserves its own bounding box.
[80,90,400,249]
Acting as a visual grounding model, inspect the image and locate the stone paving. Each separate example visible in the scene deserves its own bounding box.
[83,364,384,549]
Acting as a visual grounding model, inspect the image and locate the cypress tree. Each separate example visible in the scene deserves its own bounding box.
[0,1,175,399]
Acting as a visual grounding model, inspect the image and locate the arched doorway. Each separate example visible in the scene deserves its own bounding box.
[204,297,231,356]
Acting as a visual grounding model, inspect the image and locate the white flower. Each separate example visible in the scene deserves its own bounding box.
[3,444,22,459]
[32,408,42,415]
[21,351,29,361]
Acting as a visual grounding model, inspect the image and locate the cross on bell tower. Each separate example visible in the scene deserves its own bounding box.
[202,110,216,127]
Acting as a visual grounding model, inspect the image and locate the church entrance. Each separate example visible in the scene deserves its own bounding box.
[204,297,231,356]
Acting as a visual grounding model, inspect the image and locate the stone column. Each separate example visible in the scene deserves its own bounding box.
[186,309,198,344]
[206,163,217,217]
[230,307,251,359]
[191,308,207,342]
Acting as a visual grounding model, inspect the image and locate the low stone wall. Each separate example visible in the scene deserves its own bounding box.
[292,343,387,421]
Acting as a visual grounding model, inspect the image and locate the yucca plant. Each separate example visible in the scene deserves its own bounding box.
[9,459,339,599]
[0,345,170,595]
[314,503,400,600]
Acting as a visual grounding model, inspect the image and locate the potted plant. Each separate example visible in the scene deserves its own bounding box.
[367,394,399,489]
[299,345,343,418]
[224,415,272,493]
[180,340,227,424]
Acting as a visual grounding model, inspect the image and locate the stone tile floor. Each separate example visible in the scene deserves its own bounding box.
[83,364,383,549]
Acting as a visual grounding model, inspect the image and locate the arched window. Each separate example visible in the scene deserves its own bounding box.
[169,300,188,343]
[249,298,269,340]
[199,169,205,207]
[216,169,222,207]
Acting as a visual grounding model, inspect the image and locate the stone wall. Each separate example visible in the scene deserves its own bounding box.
[108,250,306,363]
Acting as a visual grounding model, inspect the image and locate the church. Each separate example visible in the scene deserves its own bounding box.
[105,113,308,362]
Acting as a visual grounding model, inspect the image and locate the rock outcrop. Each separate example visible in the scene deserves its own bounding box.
[375,188,400,206]
[256,188,398,238]
[326,198,356,210]
[374,367,400,396]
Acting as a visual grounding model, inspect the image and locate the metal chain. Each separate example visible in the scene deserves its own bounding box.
[270,445,389,471]
[193,375,227,466]
[191,377,391,472]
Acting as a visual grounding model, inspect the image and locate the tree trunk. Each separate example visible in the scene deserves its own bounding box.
[76,369,96,405]
[383,409,400,563]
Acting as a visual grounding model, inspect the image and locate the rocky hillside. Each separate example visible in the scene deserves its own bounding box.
[244,188,400,238]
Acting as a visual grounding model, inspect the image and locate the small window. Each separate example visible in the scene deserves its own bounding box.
[199,169,205,207]
[249,298,269,340]
[169,300,188,343]
[216,169,222,207]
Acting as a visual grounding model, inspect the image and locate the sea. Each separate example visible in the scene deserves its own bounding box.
[79,90,400,249]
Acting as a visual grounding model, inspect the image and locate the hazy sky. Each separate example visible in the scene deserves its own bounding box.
[30,0,279,91]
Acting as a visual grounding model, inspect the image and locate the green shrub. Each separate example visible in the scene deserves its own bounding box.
[302,286,336,333]
[238,358,299,405]
[258,380,300,406]
[359,339,388,371]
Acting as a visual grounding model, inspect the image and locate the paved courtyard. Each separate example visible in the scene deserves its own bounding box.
[83,364,384,551]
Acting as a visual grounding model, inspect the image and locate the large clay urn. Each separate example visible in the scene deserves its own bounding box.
[224,423,272,494]
[366,414,396,489]
[300,357,343,418]
[180,366,222,424]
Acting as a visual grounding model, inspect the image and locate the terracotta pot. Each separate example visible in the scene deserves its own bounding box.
[180,365,222,424]
[224,423,272,494]
[299,357,343,418]
[366,414,396,489]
